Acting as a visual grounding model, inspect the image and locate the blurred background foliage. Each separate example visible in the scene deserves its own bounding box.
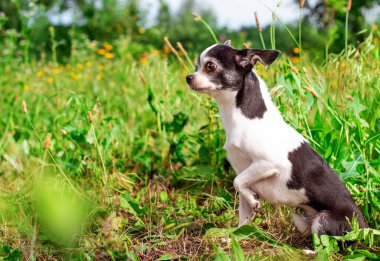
[0,0,379,62]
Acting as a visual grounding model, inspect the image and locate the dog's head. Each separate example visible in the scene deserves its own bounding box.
[186,41,280,93]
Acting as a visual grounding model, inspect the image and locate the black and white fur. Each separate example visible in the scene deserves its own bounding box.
[185,41,368,236]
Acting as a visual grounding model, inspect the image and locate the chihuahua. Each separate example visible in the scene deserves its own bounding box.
[185,41,368,236]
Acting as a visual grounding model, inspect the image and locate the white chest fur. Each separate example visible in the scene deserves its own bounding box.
[212,75,308,206]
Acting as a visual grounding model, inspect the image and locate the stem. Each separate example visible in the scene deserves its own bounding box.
[345,10,349,59]
[201,19,219,44]
[259,32,266,49]
[193,13,219,44]
[254,12,266,49]
[299,6,302,60]
[270,21,276,49]
[91,124,109,188]
[91,123,110,206]
[49,26,58,66]
[177,42,195,70]
[25,112,80,196]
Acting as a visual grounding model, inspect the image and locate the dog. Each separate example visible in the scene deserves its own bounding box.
[185,40,368,236]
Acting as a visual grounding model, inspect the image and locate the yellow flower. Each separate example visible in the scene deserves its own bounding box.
[163,45,171,54]
[96,73,104,80]
[138,27,146,34]
[373,37,379,44]
[36,70,44,78]
[293,47,300,54]
[76,63,84,70]
[104,43,113,51]
[150,50,160,56]
[52,68,61,74]
[97,48,106,55]
[47,77,53,84]
[139,53,149,65]
[24,84,30,91]
[86,61,92,67]
[70,73,79,80]
[372,24,378,31]
[98,65,104,71]
[290,56,300,63]
[104,53,114,59]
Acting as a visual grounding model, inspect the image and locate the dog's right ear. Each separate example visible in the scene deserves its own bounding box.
[235,49,281,69]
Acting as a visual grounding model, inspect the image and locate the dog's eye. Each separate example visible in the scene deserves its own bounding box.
[206,62,217,72]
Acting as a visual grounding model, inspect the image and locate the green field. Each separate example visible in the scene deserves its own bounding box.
[1,18,380,261]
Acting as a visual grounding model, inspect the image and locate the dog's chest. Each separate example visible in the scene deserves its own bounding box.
[222,111,308,206]
[222,111,288,159]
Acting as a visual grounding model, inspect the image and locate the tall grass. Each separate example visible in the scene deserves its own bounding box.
[0,7,379,261]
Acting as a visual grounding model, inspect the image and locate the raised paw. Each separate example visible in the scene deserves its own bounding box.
[248,197,261,210]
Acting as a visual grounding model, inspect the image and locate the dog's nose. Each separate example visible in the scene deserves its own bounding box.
[186,74,194,84]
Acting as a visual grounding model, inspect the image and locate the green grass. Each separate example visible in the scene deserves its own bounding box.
[0,28,379,260]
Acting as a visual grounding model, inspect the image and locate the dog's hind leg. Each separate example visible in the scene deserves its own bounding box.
[238,194,253,226]
[311,211,352,236]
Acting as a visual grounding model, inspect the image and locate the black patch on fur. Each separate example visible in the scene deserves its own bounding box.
[197,45,269,119]
[205,45,237,70]
[235,72,267,119]
[287,142,368,235]
[203,45,244,91]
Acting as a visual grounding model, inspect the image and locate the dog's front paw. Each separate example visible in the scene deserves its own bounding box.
[248,197,261,211]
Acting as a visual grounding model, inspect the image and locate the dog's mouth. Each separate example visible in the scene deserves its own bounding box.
[191,87,208,92]
[188,85,209,92]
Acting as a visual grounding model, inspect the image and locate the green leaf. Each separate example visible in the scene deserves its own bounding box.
[348,96,366,117]
[147,84,158,114]
[343,254,366,261]
[3,248,22,261]
[165,112,188,133]
[231,235,245,261]
[352,249,379,260]
[0,246,11,257]
[157,253,180,260]
[212,244,230,261]
[338,154,365,180]
[126,252,139,261]
[159,191,168,202]
[204,227,233,239]
[120,194,144,223]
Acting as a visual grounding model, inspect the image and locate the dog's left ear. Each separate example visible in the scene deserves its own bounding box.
[224,40,232,46]
[236,49,281,68]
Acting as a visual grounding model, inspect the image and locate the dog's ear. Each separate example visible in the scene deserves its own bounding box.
[224,40,232,46]
[236,49,280,68]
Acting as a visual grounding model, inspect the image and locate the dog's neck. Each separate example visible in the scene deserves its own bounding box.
[209,88,238,133]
